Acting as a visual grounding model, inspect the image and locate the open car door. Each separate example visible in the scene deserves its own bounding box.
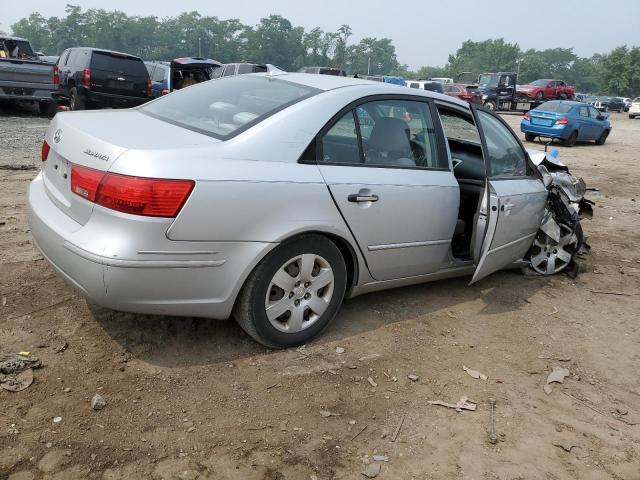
[470,108,548,284]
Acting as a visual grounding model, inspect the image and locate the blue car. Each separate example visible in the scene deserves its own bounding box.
[145,57,222,98]
[521,100,611,147]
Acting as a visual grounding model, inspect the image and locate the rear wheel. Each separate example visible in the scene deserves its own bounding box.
[596,130,609,145]
[483,100,496,111]
[558,93,567,100]
[69,87,86,111]
[563,131,578,147]
[233,235,347,348]
[630,114,636,119]
[525,133,536,142]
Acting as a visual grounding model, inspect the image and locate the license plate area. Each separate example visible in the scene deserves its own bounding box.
[532,117,553,126]
[108,80,133,90]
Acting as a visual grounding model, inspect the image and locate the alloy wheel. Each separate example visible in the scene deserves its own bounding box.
[529,224,578,275]
[264,254,335,333]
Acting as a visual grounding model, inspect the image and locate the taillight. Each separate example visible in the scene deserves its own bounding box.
[82,68,91,88]
[555,117,569,125]
[41,140,50,162]
[523,112,530,121]
[161,89,170,96]
[71,165,194,218]
[53,65,59,86]
[147,77,152,97]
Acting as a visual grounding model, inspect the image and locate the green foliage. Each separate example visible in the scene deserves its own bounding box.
[9,6,638,95]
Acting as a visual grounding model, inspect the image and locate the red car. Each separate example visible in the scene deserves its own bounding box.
[517,79,575,100]
[442,83,483,105]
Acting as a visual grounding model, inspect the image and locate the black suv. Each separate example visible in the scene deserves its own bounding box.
[57,48,151,110]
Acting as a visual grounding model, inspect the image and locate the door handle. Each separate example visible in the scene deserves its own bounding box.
[348,194,379,203]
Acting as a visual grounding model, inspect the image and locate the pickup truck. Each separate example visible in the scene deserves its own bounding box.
[476,72,540,112]
[517,79,575,101]
[0,36,58,115]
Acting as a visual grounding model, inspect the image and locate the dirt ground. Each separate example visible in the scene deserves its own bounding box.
[1,101,639,480]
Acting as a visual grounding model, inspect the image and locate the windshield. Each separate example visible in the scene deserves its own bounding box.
[478,75,499,88]
[529,79,549,87]
[141,75,319,139]
[534,102,573,114]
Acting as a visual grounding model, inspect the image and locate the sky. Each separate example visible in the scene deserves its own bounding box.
[1,0,639,69]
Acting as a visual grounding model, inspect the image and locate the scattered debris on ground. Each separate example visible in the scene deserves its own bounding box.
[429,397,478,412]
[91,393,107,411]
[463,365,488,381]
[0,352,42,392]
[544,366,570,395]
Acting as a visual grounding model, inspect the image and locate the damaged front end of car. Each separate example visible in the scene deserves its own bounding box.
[526,148,594,276]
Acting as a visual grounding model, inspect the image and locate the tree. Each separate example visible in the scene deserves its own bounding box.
[448,38,520,78]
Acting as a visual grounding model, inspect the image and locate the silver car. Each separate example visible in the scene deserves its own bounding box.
[28,72,590,347]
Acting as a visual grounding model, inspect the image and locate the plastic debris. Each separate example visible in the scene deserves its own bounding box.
[463,366,488,381]
[362,463,381,478]
[428,397,477,412]
[544,366,570,395]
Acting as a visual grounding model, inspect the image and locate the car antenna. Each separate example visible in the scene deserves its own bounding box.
[266,64,287,78]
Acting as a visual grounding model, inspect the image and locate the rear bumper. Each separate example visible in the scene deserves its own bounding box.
[520,121,570,139]
[28,172,274,319]
[85,90,150,107]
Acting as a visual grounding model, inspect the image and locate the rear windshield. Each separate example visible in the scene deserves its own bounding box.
[534,102,572,114]
[319,68,345,76]
[140,75,319,139]
[91,52,148,77]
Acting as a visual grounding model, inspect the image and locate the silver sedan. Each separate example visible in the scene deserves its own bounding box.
[28,72,590,347]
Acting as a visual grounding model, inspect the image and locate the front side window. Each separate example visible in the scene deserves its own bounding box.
[222,65,236,77]
[356,99,442,169]
[141,76,319,139]
[588,107,600,118]
[439,110,481,145]
[476,110,527,177]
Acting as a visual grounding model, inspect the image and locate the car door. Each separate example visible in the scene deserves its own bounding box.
[588,106,605,139]
[576,105,592,140]
[314,96,459,281]
[470,108,548,284]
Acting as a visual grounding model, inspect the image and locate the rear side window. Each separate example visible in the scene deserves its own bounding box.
[152,66,165,82]
[141,75,319,139]
[222,65,236,77]
[237,64,254,75]
[91,52,148,77]
[439,110,481,144]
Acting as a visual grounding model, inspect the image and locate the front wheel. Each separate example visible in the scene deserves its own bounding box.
[596,130,609,145]
[558,93,567,100]
[525,133,536,142]
[536,91,544,100]
[529,222,583,275]
[233,235,347,348]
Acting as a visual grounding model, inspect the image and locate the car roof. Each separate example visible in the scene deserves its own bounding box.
[251,72,468,107]
[0,35,29,42]
[71,47,142,60]
[173,57,222,66]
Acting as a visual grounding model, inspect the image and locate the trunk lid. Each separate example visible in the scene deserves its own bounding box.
[0,58,54,85]
[89,51,149,98]
[42,110,219,225]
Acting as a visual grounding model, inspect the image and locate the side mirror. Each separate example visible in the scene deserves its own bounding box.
[597,115,605,121]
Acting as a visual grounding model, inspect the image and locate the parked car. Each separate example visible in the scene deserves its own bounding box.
[145,57,222,98]
[608,97,626,113]
[220,63,268,77]
[405,80,444,93]
[0,35,59,115]
[56,47,151,110]
[298,66,346,76]
[588,96,624,113]
[429,77,454,84]
[517,79,575,100]
[629,97,640,118]
[521,100,611,146]
[442,83,482,105]
[29,73,591,348]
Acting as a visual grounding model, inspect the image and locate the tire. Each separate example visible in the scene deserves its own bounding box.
[38,101,57,118]
[525,133,536,142]
[233,234,347,348]
[69,87,86,111]
[530,222,583,275]
[596,130,609,145]
[630,114,635,119]
[483,100,496,111]
[558,93,567,100]
[536,91,544,100]
[563,131,578,147]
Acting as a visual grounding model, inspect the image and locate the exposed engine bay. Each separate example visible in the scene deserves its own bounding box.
[526,148,593,276]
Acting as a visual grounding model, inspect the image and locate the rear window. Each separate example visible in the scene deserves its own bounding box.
[140,75,319,139]
[91,52,148,77]
[319,68,345,76]
[534,102,572,114]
